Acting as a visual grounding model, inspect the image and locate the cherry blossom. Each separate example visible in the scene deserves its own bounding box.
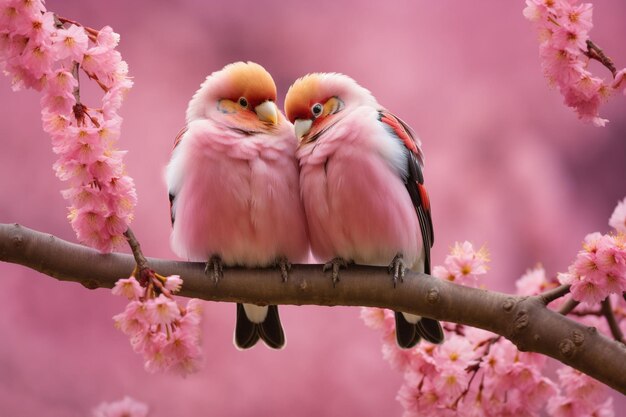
[0,0,136,252]
[112,271,203,376]
[523,0,625,126]
[362,238,616,416]
[431,241,489,287]
[558,232,626,305]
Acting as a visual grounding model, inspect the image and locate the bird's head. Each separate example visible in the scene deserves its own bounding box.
[284,72,377,143]
[186,61,280,132]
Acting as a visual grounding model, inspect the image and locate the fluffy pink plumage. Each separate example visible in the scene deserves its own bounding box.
[296,104,422,267]
[166,62,309,349]
[285,73,443,347]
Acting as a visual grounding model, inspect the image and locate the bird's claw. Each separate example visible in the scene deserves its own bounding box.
[323,257,348,287]
[275,256,291,283]
[388,253,406,288]
[205,255,223,286]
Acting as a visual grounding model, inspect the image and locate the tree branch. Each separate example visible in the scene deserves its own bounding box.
[601,298,624,343]
[539,284,571,305]
[1,223,625,394]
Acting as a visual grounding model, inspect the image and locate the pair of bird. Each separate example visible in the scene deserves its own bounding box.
[166,61,443,350]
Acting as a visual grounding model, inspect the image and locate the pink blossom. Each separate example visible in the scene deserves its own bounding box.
[45,69,78,93]
[90,152,125,183]
[435,241,489,287]
[557,367,609,404]
[179,298,203,332]
[106,175,137,218]
[112,276,143,300]
[546,367,613,417]
[92,396,148,417]
[113,310,145,336]
[14,10,55,41]
[551,25,587,54]
[161,331,203,374]
[20,39,54,79]
[564,3,593,33]
[432,265,456,282]
[433,367,469,400]
[69,207,107,244]
[381,335,413,372]
[0,2,21,32]
[360,307,388,330]
[562,232,626,304]
[40,88,75,115]
[432,336,473,370]
[608,197,626,232]
[147,294,181,324]
[516,265,550,295]
[164,275,183,293]
[596,235,626,277]
[42,111,71,137]
[52,24,89,62]
[569,275,607,305]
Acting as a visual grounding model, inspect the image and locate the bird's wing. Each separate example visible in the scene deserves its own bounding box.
[169,126,188,226]
[173,126,187,149]
[378,110,434,273]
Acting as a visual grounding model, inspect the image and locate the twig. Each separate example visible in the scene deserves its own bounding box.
[540,284,571,305]
[558,298,580,315]
[452,336,501,408]
[570,309,602,317]
[123,228,148,270]
[584,40,617,78]
[601,298,624,343]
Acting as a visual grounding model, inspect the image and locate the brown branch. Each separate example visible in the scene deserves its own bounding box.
[540,284,570,305]
[124,228,148,271]
[584,40,617,78]
[1,223,626,394]
[558,297,580,315]
[601,298,624,343]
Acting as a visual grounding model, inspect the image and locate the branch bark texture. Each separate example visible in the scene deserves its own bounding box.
[1,223,625,394]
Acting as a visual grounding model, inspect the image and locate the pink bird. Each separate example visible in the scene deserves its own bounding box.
[166,62,309,349]
[284,73,443,348]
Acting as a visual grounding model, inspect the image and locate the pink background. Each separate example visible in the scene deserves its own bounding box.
[1,1,625,416]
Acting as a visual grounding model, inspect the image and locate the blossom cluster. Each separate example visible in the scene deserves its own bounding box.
[92,396,149,417]
[547,367,614,417]
[112,273,203,376]
[523,0,625,126]
[362,240,615,417]
[0,0,136,252]
[557,231,626,305]
[431,241,489,287]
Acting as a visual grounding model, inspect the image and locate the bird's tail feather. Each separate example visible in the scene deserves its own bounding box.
[235,303,285,350]
[394,312,444,348]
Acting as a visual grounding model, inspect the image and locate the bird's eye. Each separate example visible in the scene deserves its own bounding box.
[311,103,323,118]
[238,97,248,108]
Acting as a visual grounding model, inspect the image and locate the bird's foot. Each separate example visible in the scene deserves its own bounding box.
[388,253,406,288]
[323,257,348,287]
[275,256,291,283]
[204,255,223,285]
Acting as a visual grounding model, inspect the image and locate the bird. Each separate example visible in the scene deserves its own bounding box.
[284,72,443,348]
[165,61,309,350]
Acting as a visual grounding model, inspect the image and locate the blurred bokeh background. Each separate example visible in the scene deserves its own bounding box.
[1,1,625,416]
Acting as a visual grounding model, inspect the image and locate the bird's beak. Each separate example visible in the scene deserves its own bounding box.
[255,100,278,125]
[294,119,313,139]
